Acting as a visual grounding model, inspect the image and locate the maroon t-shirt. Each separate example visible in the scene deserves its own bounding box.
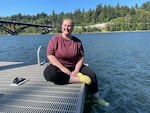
[47,34,84,67]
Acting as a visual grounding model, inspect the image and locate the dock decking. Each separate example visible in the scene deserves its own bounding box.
[0,61,86,113]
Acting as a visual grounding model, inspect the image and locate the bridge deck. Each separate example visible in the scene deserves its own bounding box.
[0,20,52,35]
[0,61,86,113]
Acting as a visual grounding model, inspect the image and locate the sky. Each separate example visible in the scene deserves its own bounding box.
[0,0,149,17]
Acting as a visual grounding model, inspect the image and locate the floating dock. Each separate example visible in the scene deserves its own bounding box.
[0,61,86,113]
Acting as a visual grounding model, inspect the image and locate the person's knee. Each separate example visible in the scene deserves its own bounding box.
[43,68,51,81]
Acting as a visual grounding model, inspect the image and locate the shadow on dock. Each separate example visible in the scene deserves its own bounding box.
[0,62,36,71]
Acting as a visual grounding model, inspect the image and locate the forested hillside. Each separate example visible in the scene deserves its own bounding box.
[0,1,149,35]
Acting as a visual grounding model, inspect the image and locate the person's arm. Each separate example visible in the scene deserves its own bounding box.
[70,57,84,76]
[47,55,71,75]
[71,39,84,76]
[74,57,84,72]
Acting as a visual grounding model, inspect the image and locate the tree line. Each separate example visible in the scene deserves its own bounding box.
[0,1,149,35]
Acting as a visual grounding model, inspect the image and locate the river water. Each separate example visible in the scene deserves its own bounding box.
[0,32,150,113]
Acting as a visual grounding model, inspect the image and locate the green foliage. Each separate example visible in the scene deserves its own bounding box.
[0,1,149,35]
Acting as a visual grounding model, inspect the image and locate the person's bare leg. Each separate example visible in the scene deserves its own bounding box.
[69,76,80,83]
[92,92,110,107]
[69,72,91,85]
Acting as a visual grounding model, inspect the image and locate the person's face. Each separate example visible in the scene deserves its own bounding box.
[61,19,74,35]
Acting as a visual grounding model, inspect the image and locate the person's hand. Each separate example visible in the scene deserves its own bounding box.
[70,71,78,76]
[61,67,71,75]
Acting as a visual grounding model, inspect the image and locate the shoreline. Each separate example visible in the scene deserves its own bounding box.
[73,30,150,35]
[0,30,149,36]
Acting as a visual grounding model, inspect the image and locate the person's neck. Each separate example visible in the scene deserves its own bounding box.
[62,33,72,40]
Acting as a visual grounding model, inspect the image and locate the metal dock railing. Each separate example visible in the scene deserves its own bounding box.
[0,61,86,113]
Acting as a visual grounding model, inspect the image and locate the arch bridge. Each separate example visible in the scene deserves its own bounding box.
[0,20,53,35]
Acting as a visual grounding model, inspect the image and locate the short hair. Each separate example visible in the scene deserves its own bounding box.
[62,18,74,26]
